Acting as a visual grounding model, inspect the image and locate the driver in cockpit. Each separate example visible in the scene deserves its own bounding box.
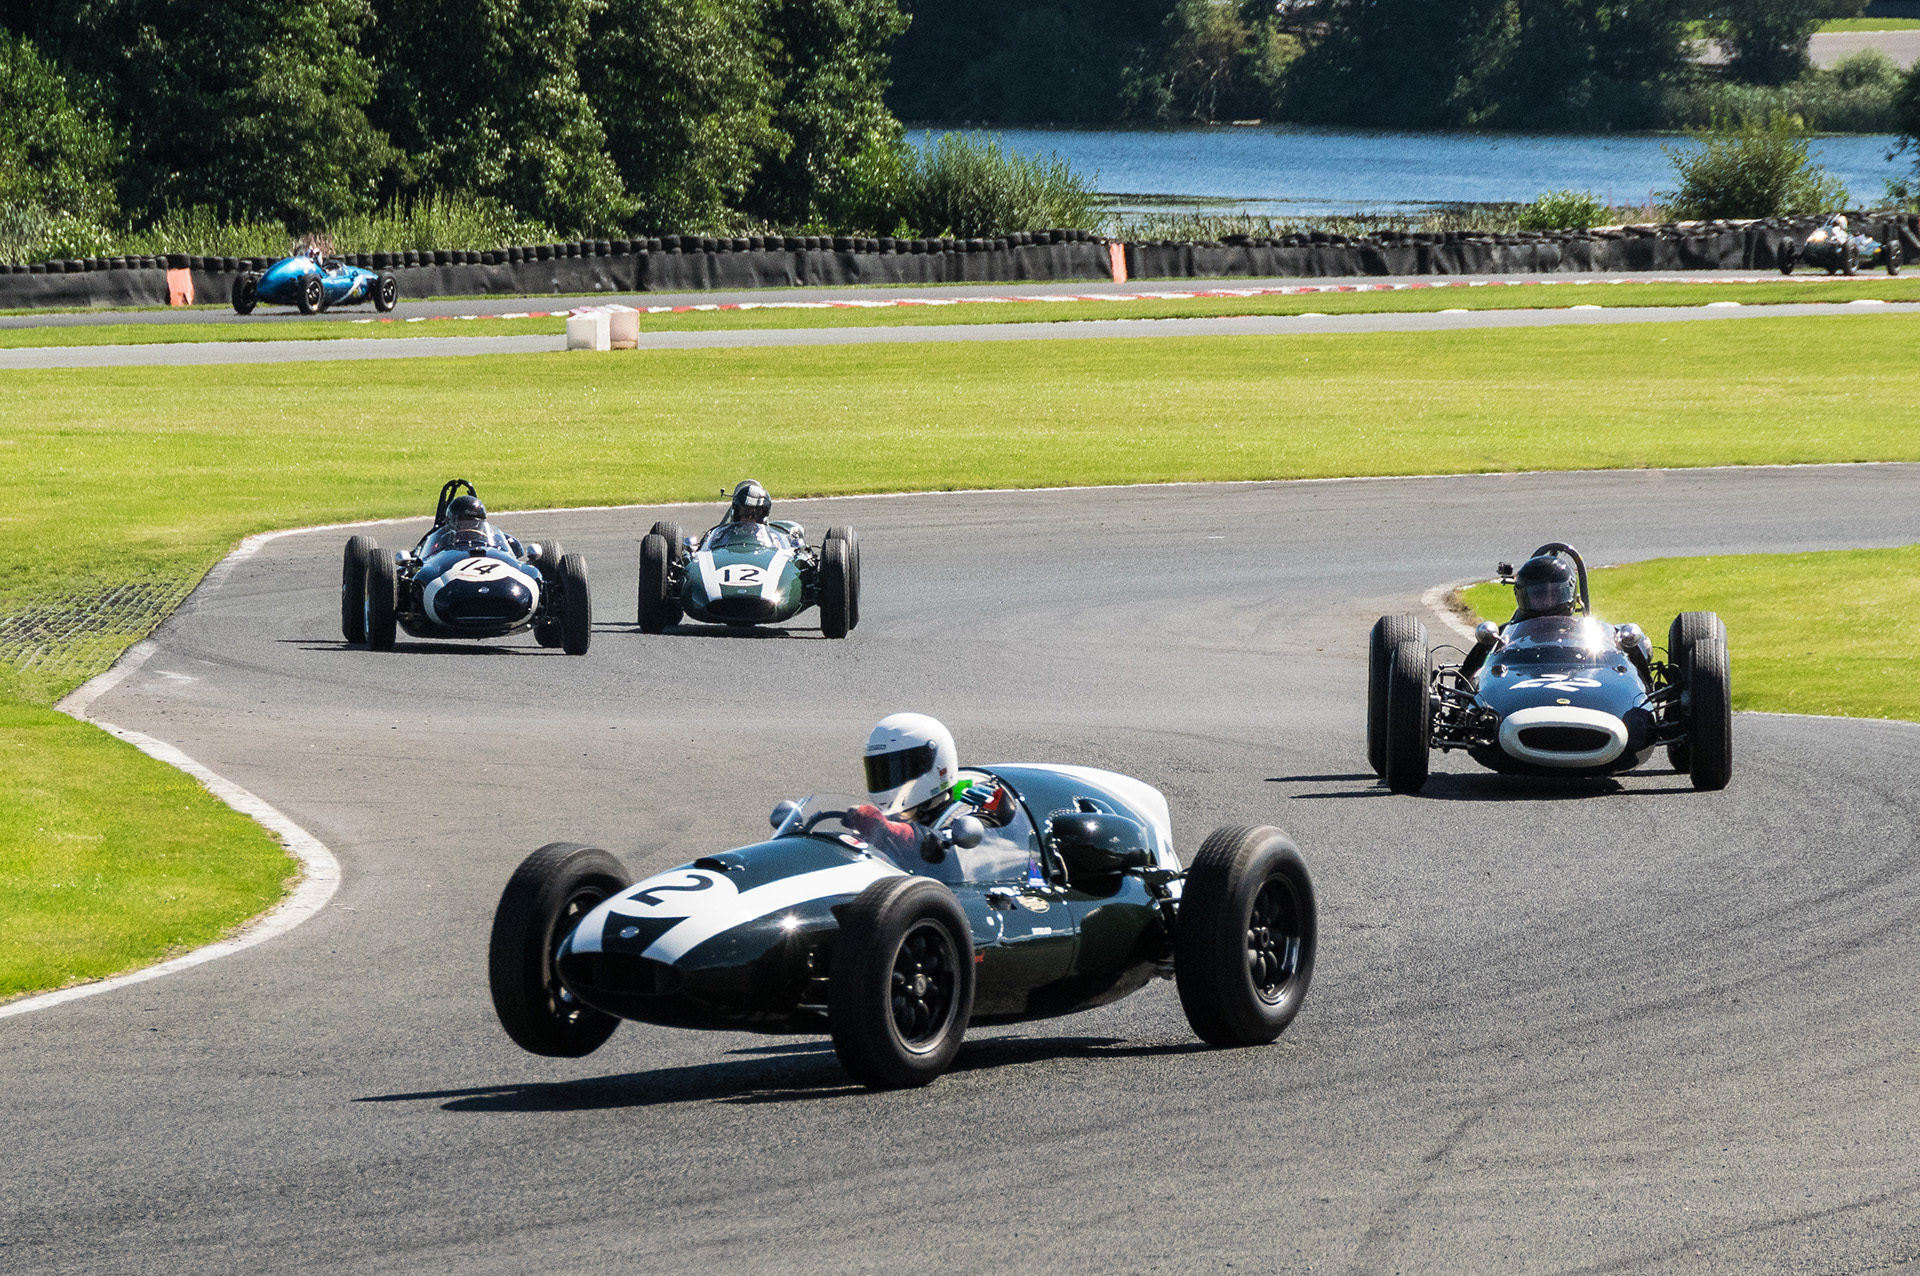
[845,713,1013,867]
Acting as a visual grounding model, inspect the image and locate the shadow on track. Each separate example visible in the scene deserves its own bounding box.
[634,624,830,641]
[1270,772,1697,801]
[356,1036,1207,1112]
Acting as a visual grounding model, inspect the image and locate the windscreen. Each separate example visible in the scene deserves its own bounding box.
[705,523,780,552]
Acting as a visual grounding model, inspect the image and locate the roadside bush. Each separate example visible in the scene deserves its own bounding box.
[0,34,120,226]
[833,133,1100,237]
[0,202,116,263]
[1517,189,1608,231]
[1662,112,1849,220]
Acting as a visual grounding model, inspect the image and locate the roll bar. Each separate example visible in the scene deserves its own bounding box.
[433,478,478,526]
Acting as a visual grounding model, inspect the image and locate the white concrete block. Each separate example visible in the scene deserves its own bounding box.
[566,309,611,351]
[604,304,639,349]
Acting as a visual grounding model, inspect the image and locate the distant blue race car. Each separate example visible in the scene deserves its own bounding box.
[232,250,398,315]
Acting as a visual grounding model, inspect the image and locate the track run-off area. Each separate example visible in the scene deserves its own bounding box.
[3,466,1917,1273]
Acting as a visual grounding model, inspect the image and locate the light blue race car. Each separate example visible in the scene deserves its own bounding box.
[232,248,399,314]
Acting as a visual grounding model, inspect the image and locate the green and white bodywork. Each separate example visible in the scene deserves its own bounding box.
[638,516,862,637]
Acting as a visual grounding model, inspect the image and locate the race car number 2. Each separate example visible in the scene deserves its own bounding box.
[1509,673,1603,690]
[610,869,739,918]
[716,564,766,588]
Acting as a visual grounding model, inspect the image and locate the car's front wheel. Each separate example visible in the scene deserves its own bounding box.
[364,552,398,651]
[1174,825,1316,1046]
[488,843,631,1057]
[818,537,852,639]
[1665,611,1724,774]
[231,273,258,314]
[1383,624,1431,793]
[374,273,398,311]
[828,877,974,1088]
[559,554,592,655]
[297,275,324,314]
[826,526,861,629]
[647,522,686,625]
[1887,239,1903,276]
[1685,621,1733,792]
[1367,614,1423,777]
[637,533,672,632]
[341,536,374,642]
[1778,240,1796,275]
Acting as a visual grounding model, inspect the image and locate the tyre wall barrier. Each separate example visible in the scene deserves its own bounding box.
[5,217,1916,311]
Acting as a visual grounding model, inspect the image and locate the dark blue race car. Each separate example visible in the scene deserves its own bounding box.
[232,249,398,315]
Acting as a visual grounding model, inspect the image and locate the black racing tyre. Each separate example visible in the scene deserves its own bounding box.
[818,538,851,639]
[1686,629,1733,792]
[637,533,671,632]
[1778,240,1796,275]
[559,554,592,655]
[231,273,258,314]
[1665,611,1724,773]
[1888,239,1903,276]
[1174,825,1316,1046]
[297,275,324,314]
[1843,243,1859,277]
[341,536,374,642]
[1367,614,1424,777]
[374,273,398,311]
[488,842,631,1057]
[648,521,686,566]
[533,619,562,648]
[828,876,974,1088]
[364,551,398,651]
[1382,629,1431,793]
[827,526,860,629]
[536,540,566,581]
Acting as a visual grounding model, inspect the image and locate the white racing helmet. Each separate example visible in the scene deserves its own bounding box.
[863,713,957,815]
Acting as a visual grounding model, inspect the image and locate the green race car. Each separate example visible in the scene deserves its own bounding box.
[637,483,861,637]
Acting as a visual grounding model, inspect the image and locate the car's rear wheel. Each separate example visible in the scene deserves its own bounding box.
[1174,825,1316,1046]
[374,273,398,311]
[1665,611,1724,774]
[1686,627,1733,792]
[1383,627,1430,793]
[1778,240,1796,275]
[341,536,374,642]
[231,273,258,314]
[649,521,685,566]
[819,538,851,639]
[637,533,672,633]
[1368,614,1424,777]
[488,842,630,1057]
[826,527,861,629]
[559,554,592,655]
[364,552,398,651]
[828,877,974,1088]
[535,539,565,581]
[297,275,324,314]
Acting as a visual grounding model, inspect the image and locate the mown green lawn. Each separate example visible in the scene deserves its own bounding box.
[1818,17,1920,30]
[4,311,1918,999]
[1461,547,1920,721]
[5,277,1920,347]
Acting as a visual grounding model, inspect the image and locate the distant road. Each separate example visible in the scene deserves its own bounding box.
[1810,29,1920,68]
[0,299,1910,370]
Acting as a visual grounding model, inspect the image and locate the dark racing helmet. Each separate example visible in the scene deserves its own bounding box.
[728,480,771,524]
[1514,553,1576,615]
[446,494,486,525]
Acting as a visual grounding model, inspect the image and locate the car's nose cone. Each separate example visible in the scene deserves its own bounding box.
[1497,705,1629,768]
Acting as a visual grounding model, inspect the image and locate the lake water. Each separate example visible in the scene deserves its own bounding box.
[976,126,1907,216]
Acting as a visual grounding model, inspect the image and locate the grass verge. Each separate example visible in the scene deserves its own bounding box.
[1817,18,1920,30]
[1461,547,1920,722]
[0,703,296,1000]
[5,278,1920,347]
[3,311,1918,997]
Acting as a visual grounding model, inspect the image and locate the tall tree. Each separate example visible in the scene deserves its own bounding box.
[368,0,630,232]
[1281,0,1517,128]
[585,0,781,233]
[0,32,118,221]
[4,0,392,226]
[745,0,910,225]
[1708,0,1865,86]
[1490,0,1694,128]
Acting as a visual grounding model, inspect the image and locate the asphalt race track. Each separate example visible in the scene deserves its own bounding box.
[0,301,1911,369]
[5,466,1920,1273]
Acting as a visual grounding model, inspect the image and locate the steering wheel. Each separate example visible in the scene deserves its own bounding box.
[800,809,850,834]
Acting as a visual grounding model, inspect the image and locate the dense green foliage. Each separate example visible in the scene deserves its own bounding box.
[1669,48,1902,131]
[1517,189,1609,231]
[831,133,1098,236]
[1663,111,1850,218]
[1704,0,1865,85]
[0,0,920,247]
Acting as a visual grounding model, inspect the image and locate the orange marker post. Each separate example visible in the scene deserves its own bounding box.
[165,268,195,307]
[1108,241,1128,285]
